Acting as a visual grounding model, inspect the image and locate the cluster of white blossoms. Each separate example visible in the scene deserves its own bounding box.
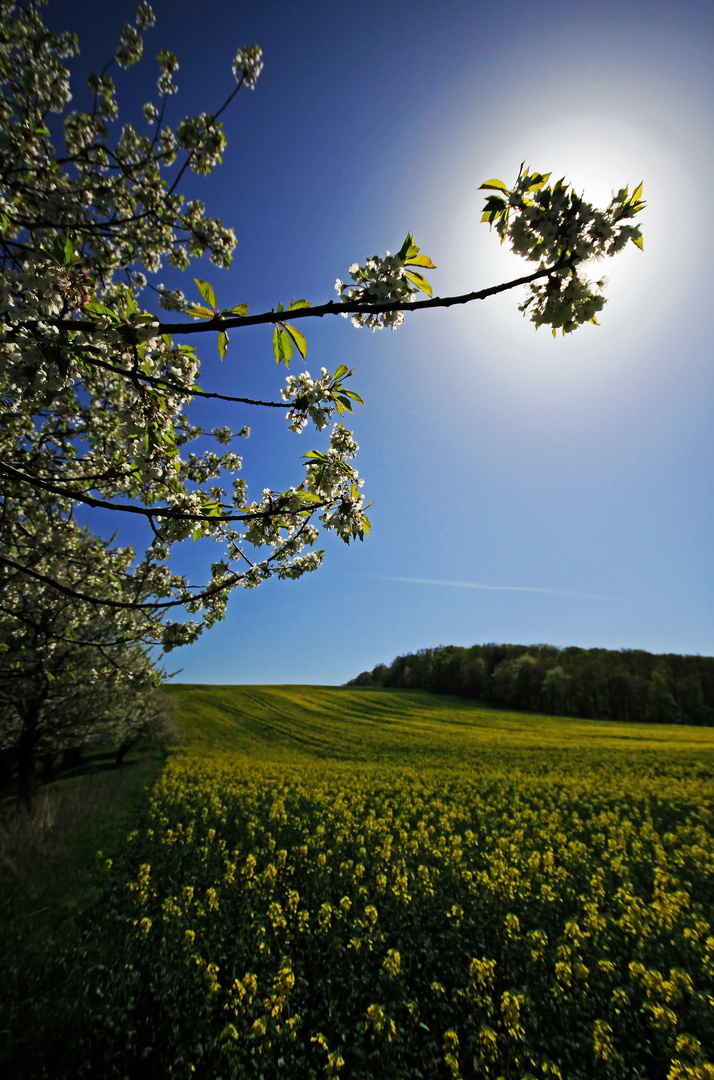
[480,166,644,335]
[240,422,367,555]
[232,46,263,89]
[115,22,144,68]
[176,113,228,175]
[157,48,179,96]
[281,368,335,432]
[335,252,414,330]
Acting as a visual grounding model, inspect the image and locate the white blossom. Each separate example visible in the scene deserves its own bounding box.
[232,45,263,88]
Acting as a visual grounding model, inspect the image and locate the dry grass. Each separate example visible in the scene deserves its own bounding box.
[0,768,142,892]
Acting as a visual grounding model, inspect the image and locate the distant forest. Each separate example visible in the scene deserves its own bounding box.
[346,643,714,726]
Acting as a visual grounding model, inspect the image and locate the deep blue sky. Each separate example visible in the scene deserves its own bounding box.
[50,0,714,683]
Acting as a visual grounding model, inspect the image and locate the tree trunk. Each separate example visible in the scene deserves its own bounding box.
[16,707,39,814]
[115,740,131,767]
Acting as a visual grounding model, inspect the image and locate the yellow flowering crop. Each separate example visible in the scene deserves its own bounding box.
[84,687,714,1077]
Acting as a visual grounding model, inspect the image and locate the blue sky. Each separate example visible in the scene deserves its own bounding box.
[51,0,714,683]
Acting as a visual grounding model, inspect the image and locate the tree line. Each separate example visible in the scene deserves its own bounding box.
[347,643,714,726]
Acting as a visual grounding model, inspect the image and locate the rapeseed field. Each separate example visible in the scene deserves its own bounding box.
[43,689,714,1077]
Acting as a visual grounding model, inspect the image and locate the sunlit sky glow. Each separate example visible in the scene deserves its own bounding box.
[52,0,714,683]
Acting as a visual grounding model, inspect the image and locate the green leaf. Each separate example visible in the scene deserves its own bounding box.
[287,298,311,311]
[273,321,295,365]
[304,449,327,461]
[397,233,415,260]
[340,389,365,405]
[298,489,322,503]
[283,322,307,361]
[404,253,436,269]
[334,394,353,415]
[404,271,433,298]
[482,195,507,211]
[63,235,76,265]
[631,181,644,203]
[479,178,508,192]
[361,514,371,537]
[279,328,294,363]
[276,301,285,313]
[186,304,217,320]
[223,303,249,316]
[84,302,120,323]
[218,330,229,360]
[194,278,217,309]
[631,233,644,251]
[333,363,350,380]
[526,171,551,192]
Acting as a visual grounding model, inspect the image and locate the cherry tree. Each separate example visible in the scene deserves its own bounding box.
[0,0,646,657]
[0,512,169,809]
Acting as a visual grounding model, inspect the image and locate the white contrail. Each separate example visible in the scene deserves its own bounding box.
[377,576,625,602]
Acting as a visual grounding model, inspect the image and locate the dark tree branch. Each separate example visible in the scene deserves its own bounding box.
[0,460,325,523]
[12,259,573,338]
[73,352,285,406]
[0,552,237,611]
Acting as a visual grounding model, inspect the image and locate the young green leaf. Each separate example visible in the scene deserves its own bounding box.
[404,271,433,298]
[279,328,294,363]
[526,172,551,192]
[397,233,415,260]
[287,298,311,311]
[84,301,120,321]
[186,304,217,320]
[223,303,249,316]
[479,178,508,192]
[283,322,307,361]
[631,233,644,251]
[405,253,436,269]
[339,389,365,405]
[333,363,350,380]
[194,278,217,309]
[218,330,229,359]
